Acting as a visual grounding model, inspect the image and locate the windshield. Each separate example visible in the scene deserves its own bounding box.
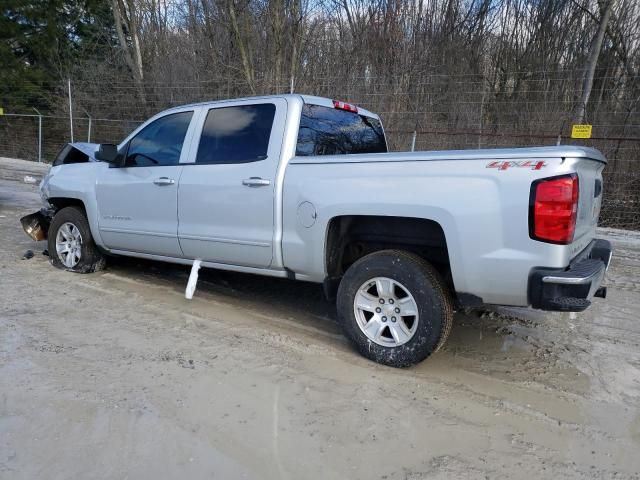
[296,104,387,156]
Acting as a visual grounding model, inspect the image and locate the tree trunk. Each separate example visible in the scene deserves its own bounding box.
[575,0,614,124]
[111,0,146,103]
[227,0,256,93]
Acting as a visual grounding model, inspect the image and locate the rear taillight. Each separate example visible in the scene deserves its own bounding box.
[333,100,358,113]
[529,174,579,244]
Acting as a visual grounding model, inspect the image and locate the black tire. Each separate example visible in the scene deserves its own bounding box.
[337,250,453,367]
[48,206,106,273]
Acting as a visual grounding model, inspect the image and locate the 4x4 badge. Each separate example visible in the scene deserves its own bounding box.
[486,160,546,170]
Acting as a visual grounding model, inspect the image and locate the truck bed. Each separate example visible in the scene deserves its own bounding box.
[290,145,607,165]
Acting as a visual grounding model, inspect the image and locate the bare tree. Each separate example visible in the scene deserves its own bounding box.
[111,0,146,101]
[575,0,615,123]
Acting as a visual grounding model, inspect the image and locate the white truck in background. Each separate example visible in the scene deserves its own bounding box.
[21,94,611,366]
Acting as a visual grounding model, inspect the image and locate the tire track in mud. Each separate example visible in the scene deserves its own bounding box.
[605,276,640,293]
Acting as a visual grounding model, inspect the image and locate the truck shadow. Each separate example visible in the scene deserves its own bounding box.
[106,255,562,373]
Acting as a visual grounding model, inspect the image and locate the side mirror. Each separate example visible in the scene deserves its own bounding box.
[95,144,120,165]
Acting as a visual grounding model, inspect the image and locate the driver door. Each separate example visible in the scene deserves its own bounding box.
[96,109,196,257]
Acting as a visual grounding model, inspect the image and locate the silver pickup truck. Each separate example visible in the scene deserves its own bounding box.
[21,94,612,366]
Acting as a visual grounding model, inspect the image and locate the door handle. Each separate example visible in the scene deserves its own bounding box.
[153,177,175,186]
[242,177,271,187]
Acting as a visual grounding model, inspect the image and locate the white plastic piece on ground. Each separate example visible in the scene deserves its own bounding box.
[185,259,202,300]
[23,175,37,184]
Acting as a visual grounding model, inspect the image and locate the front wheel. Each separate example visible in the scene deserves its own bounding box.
[337,250,453,367]
[48,206,105,273]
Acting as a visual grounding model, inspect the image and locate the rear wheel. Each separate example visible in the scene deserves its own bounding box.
[337,250,453,367]
[48,206,105,273]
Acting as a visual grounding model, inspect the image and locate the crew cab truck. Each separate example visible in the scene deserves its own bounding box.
[22,94,612,367]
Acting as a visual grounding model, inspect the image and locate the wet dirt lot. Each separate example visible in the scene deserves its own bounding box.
[1,158,639,479]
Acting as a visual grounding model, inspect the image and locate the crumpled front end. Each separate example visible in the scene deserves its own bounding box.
[20,159,56,242]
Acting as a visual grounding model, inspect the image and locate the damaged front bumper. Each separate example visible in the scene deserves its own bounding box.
[20,210,52,241]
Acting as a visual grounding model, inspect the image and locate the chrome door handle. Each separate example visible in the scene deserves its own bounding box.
[242,177,271,187]
[153,177,175,186]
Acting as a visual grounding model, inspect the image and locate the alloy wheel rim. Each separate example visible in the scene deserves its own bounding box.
[55,222,83,268]
[353,277,419,347]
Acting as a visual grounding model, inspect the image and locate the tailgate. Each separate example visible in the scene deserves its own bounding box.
[573,155,606,246]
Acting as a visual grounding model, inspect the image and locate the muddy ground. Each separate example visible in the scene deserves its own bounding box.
[1,158,639,479]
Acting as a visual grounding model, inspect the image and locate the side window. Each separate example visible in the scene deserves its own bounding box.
[125,111,193,167]
[196,104,276,164]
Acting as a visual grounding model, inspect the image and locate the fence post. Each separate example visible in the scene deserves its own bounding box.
[33,107,42,163]
[68,78,74,142]
[411,131,417,152]
[84,109,92,142]
[557,119,566,146]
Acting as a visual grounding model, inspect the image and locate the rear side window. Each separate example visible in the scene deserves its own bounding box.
[125,111,193,167]
[196,104,276,164]
[296,104,387,156]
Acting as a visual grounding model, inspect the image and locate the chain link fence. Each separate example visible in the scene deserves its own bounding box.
[1,77,638,230]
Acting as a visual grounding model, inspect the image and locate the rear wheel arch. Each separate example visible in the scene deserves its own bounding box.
[324,215,454,296]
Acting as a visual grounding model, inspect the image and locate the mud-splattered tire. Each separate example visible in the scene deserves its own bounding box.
[48,206,105,273]
[337,250,453,367]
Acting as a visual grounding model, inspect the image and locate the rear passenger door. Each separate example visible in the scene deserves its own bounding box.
[177,98,287,268]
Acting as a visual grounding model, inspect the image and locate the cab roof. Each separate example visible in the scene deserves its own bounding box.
[172,94,380,120]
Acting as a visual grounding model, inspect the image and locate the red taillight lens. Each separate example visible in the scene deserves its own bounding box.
[332,100,358,113]
[530,174,579,244]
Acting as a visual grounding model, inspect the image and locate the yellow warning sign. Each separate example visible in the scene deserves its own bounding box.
[571,124,592,139]
[0,107,4,115]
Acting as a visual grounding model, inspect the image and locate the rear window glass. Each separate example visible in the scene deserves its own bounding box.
[296,104,387,156]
